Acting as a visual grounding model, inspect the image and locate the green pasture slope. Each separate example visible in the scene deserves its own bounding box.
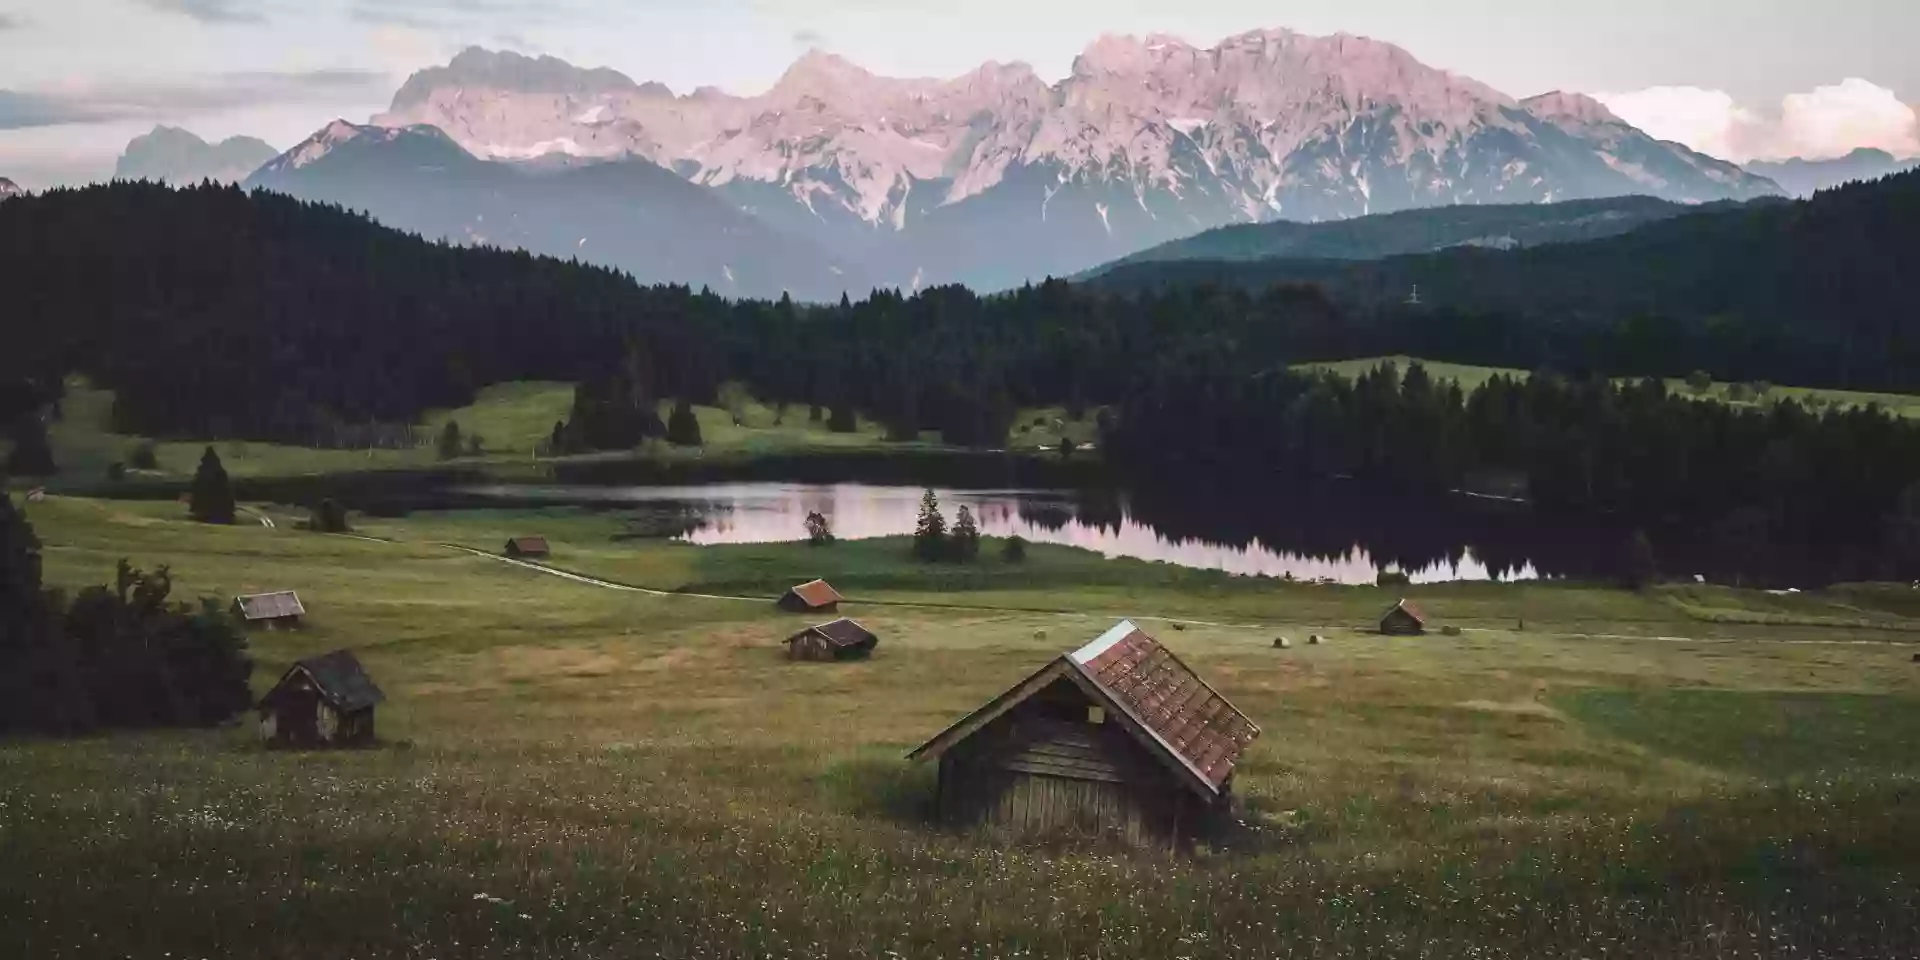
[3,495,1918,958]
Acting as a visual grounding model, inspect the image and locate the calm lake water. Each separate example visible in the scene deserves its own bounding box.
[464,482,1545,584]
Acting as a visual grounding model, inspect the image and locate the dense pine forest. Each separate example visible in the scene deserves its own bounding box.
[9,177,1920,578]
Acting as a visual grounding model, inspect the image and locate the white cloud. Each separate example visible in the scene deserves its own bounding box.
[1599,78,1919,163]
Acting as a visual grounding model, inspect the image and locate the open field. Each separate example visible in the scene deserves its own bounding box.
[17,379,1086,489]
[5,496,1920,958]
[1303,356,1920,417]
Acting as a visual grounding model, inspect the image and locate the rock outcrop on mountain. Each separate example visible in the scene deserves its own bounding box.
[246,121,860,300]
[114,126,278,185]
[0,177,23,200]
[1745,148,1920,198]
[359,30,1781,293]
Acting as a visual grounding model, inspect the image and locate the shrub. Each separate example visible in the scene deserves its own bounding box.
[1002,535,1028,563]
[128,441,159,471]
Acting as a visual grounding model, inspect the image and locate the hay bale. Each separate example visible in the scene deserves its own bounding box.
[1273,637,1291,649]
[1171,622,1187,631]
[1912,652,1920,664]
[1308,634,1325,645]
[1441,625,1463,637]
[1033,629,1047,640]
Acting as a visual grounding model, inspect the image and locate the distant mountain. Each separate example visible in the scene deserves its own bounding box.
[372,36,1781,292]
[0,177,22,200]
[1083,169,1914,354]
[246,121,859,300]
[1746,148,1920,198]
[1082,195,1694,276]
[115,126,278,184]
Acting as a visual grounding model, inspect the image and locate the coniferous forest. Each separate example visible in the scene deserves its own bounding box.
[9,176,1920,578]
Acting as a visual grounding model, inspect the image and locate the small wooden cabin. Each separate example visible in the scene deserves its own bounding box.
[504,536,551,559]
[777,578,843,613]
[1380,598,1427,636]
[909,620,1260,848]
[256,649,385,748]
[786,618,877,661]
[233,591,306,629]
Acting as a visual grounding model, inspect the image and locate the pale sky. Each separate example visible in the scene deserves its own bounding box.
[2,0,1917,188]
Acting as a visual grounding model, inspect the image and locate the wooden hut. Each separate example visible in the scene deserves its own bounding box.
[785,618,877,661]
[504,536,551,559]
[256,649,384,747]
[233,591,306,629]
[777,578,843,613]
[1380,598,1427,636]
[908,620,1260,848]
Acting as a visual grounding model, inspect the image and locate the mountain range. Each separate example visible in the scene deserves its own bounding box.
[115,126,278,185]
[0,177,22,200]
[240,32,1781,298]
[1745,148,1920,198]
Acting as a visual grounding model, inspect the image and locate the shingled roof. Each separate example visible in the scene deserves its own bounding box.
[505,536,550,556]
[260,649,384,712]
[784,579,844,609]
[910,620,1260,797]
[1387,598,1427,624]
[234,591,305,621]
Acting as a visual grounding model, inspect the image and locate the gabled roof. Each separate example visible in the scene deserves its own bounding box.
[789,617,876,651]
[261,649,384,712]
[785,579,843,608]
[1386,598,1427,624]
[909,621,1260,798]
[235,591,305,621]
[506,536,550,554]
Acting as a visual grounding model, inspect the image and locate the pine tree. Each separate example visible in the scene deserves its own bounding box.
[437,420,464,460]
[5,415,56,477]
[952,505,981,562]
[310,498,350,534]
[912,489,947,562]
[666,398,704,447]
[1621,529,1659,590]
[0,493,87,734]
[548,419,570,456]
[828,404,858,434]
[189,446,235,525]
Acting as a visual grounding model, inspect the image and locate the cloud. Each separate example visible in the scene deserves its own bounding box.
[135,0,267,24]
[0,13,29,30]
[349,0,574,29]
[1599,79,1920,162]
[0,69,391,130]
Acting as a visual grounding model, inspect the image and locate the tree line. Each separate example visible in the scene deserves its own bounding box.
[0,493,253,735]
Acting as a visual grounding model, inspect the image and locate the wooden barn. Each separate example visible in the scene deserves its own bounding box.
[908,620,1260,848]
[504,536,551,559]
[1380,598,1427,636]
[256,649,384,748]
[777,578,843,613]
[785,618,878,661]
[233,591,306,629]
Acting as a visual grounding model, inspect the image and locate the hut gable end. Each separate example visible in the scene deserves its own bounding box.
[504,537,551,558]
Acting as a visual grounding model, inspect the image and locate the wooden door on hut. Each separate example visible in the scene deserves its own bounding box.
[908,620,1259,848]
[257,649,385,747]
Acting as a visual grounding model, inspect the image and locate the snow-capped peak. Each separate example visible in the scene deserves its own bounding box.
[0,177,24,200]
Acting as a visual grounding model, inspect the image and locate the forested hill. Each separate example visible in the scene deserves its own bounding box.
[1086,171,1920,390]
[1079,195,1704,275]
[0,182,722,441]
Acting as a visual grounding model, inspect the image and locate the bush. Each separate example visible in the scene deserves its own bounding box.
[310,498,351,534]
[1002,535,1028,563]
[666,398,703,447]
[128,441,159,471]
[804,510,834,547]
[1685,370,1714,395]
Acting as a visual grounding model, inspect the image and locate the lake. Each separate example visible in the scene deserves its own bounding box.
[462,482,1551,584]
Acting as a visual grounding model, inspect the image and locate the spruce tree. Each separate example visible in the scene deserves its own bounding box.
[1622,529,1659,590]
[666,398,704,447]
[828,404,858,434]
[912,489,947,562]
[189,446,235,525]
[952,505,981,562]
[437,420,464,460]
[0,493,86,734]
[5,415,56,477]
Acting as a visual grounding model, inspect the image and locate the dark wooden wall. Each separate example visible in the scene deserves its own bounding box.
[1380,610,1424,635]
[935,677,1200,846]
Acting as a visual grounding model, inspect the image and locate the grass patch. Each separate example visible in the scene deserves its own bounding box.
[1558,688,1920,779]
[5,497,1920,957]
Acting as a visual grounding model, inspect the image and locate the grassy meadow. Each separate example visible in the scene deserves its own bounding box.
[3,495,1919,958]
